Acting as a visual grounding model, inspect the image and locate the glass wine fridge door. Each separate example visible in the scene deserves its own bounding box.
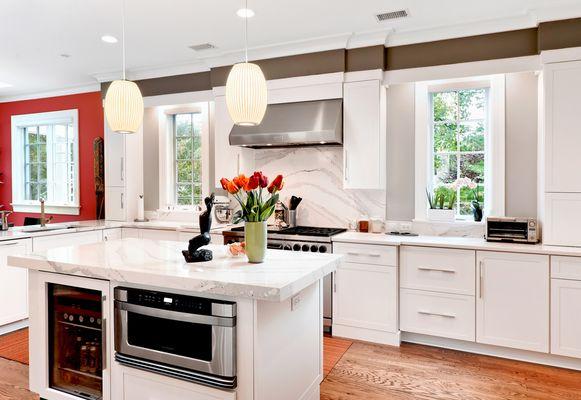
[48,283,104,400]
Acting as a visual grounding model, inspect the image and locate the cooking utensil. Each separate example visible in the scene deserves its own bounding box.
[289,196,302,210]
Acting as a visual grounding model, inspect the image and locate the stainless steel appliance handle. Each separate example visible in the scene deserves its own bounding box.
[116,301,235,327]
[101,317,107,370]
[418,267,456,273]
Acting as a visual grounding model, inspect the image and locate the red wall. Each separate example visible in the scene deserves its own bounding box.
[0,91,104,226]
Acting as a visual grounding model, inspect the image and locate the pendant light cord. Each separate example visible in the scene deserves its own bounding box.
[122,0,127,80]
[244,0,248,63]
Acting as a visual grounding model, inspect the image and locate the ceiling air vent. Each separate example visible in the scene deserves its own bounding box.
[375,9,408,22]
[189,43,217,51]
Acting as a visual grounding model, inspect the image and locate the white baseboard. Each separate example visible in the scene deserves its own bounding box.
[301,375,321,400]
[333,324,401,346]
[0,319,28,336]
[402,332,581,371]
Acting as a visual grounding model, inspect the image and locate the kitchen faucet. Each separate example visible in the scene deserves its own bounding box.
[39,198,53,227]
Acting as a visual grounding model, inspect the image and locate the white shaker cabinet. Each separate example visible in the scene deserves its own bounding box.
[551,279,581,358]
[543,60,581,193]
[0,239,31,328]
[476,251,549,353]
[332,242,398,345]
[342,79,386,189]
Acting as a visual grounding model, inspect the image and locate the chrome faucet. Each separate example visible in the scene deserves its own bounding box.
[39,198,53,227]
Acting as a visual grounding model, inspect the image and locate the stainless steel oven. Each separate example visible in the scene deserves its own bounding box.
[114,287,237,389]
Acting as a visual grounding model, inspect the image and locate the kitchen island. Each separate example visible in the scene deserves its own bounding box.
[8,239,342,400]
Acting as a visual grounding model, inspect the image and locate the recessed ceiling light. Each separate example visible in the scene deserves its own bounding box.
[101,35,118,44]
[236,8,255,18]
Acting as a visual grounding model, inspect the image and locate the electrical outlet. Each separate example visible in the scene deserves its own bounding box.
[291,293,303,311]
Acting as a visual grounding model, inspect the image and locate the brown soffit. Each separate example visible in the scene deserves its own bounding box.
[385,28,538,71]
[100,71,212,98]
[345,45,386,72]
[538,17,581,51]
[210,49,346,87]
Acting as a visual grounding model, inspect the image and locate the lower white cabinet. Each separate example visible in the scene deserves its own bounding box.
[551,278,581,358]
[476,251,549,353]
[0,239,31,327]
[333,243,398,344]
[33,230,103,251]
[400,288,475,342]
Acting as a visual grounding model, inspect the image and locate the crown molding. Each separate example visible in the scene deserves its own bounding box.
[0,83,100,103]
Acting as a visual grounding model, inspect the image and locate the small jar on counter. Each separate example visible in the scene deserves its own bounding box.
[357,216,370,233]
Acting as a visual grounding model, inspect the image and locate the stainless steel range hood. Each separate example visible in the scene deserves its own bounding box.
[229,99,343,148]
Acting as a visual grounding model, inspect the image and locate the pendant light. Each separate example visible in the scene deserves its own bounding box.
[104,0,144,134]
[225,0,267,126]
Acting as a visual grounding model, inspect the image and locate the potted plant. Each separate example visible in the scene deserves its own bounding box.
[426,184,456,222]
[469,180,483,222]
[220,172,284,263]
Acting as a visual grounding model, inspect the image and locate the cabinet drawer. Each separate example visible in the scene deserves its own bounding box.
[401,246,476,295]
[333,242,396,266]
[400,288,475,341]
[551,256,581,280]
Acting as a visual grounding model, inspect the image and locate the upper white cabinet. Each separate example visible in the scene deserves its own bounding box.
[476,251,549,353]
[0,239,31,327]
[543,193,581,246]
[543,61,581,193]
[343,79,386,189]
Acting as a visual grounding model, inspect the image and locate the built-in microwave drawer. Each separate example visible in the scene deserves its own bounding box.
[400,288,475,342]
[551,256,581,280]
[400,246,476,296]
[333,242,397,266]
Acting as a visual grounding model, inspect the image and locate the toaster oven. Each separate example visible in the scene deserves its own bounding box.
[485,217,539,243]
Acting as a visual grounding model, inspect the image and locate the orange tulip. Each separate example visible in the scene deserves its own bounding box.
[268,174,284,193]
[221,178,240,194]
[233,174,249,190]
[220,178,229,191]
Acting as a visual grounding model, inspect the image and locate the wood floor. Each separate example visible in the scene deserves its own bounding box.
[1,329,581,400]
[0,329,28,365]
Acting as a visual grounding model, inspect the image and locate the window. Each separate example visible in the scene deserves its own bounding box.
[430,88,487,218]
[414,75,505,222]
[11,110,79,215]
[174,112,203,206]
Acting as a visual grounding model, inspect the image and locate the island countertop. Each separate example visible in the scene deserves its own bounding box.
[7,238,342,302]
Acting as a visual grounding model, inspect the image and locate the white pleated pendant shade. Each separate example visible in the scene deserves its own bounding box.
[104,80,144,134]
[225,62,268,126]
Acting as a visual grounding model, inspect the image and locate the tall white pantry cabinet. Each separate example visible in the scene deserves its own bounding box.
[541,56,581,246]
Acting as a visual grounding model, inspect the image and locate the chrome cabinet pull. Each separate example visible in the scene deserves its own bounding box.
[121,193,124,209]
[479,260,484,299]
[418,267,456,273]
[0,242,19,247]
[346,251,381,257]
[418,310,456,319]
[120,158,124,182]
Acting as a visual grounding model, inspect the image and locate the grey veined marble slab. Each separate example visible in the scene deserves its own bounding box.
[7,239,342,302]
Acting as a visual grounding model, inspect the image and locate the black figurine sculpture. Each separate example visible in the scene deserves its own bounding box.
[182,193,215,263]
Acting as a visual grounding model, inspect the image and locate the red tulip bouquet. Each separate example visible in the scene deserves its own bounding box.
[220,172,284,263]
[220,171,284,223]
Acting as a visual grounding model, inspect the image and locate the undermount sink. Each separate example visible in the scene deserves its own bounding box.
[21,225,75,233]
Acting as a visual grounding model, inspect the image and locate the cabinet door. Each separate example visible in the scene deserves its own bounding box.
[343,80,385,189]
[214,96,240,189]
[33,230,103,252]
[544,61,581,192]
[551,279,581,358]
[105,186,127,222]
[0,239,31,326]
[334,262,397,333]
[29,271,111,400]
[476,251,549,353]
[543,193,581,246]
[104,124,126,187]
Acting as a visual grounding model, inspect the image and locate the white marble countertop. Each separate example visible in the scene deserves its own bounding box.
[7,239,342,302]
[333,231,581,257]
[0,219,233,242]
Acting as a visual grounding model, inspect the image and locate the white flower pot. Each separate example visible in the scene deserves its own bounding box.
[427,208,455,222]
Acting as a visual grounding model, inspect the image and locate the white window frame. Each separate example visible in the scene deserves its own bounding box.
[11,109,80,215]
[414,75,505,222]
[157,103,210,212]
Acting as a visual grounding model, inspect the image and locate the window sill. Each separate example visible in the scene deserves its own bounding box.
[413,218,484,226]
[11,203,80,216]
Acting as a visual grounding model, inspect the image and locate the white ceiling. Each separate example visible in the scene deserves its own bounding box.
[2,0,581,100]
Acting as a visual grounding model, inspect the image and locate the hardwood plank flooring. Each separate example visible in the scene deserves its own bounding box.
[0,329,28,365]
[2,328,581,400]
[320,341,581,400]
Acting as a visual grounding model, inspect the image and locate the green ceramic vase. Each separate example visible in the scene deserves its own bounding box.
[245,221,267,263]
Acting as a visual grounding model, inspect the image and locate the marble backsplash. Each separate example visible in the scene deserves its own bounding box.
[253,146,386,228]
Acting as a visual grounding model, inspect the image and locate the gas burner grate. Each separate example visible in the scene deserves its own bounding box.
[278,226,347,237]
